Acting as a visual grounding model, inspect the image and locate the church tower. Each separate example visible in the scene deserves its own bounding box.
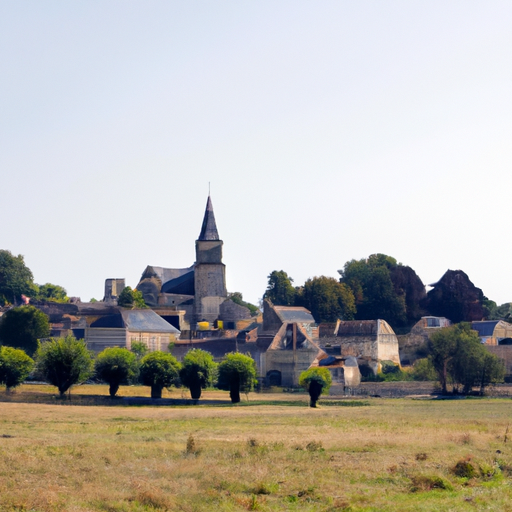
[193,195,227,324]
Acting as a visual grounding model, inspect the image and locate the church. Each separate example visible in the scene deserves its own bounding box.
[131,195,251,331]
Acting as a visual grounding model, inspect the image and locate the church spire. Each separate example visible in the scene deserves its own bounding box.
[198,195,220,241]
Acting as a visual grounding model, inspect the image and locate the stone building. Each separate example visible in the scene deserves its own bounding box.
[133,195,250,330]
[471,320,512,345]
[318,319,401,375]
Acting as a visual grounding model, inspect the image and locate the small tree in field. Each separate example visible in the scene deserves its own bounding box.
[95,347,139,397]
[179,349,217,400]
[139,351,181,399]
[217,352,257,404]
[36,335,94,397]
[299,367,332,407]
[0,346,34,392]
[130,341,149,360]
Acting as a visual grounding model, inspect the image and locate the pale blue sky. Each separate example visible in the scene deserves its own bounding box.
[1,1,511,305]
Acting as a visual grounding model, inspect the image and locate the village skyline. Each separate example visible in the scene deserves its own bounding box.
[2,2,512,306]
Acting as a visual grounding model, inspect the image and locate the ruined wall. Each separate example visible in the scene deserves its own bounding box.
[264,349,319,387]
[219,299,251,323]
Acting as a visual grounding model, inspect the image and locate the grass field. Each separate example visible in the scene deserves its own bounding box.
[1,385,512,511]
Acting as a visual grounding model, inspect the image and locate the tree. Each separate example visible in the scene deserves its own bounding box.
[339,254,425,329]
[139,351,181,399]
[0,305,50,356]
[0,250,36,305]
[428,323,505,395]
[264,271,296,306]
[118,287,148,309]
[217,352,257,403]
[95,347,139,397]
[36,335,94,397]
[0,346,34,392]
[299,276,356,322]
[179,349,218,400]
[131,341,149,360]
[425,270,486,323]
[36,283,68,303]
[299,367,332,407]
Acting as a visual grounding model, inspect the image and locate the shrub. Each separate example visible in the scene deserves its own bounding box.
[217,352,257,403]
[139,351,181,399]
[0,346,34,391]
[412,358,437,381]
[179,349,217,400]
[299,367,332,407]
[95,347,139,397]
[35,335,94,397]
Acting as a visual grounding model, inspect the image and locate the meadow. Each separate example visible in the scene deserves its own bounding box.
[1,385,512,511]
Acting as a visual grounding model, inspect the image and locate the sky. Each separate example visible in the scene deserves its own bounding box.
[1,1,512,306]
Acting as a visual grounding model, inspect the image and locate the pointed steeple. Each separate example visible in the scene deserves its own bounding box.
[198,195,220,241]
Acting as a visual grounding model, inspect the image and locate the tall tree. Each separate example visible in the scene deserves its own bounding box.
[428,323,505,394]
[0,250,36,305]
[426,270,486,323]
[339,254,424,328]
[264,271,296,306]
[0,306,50,356]
[36,283,68,303]
[299,276,356,322]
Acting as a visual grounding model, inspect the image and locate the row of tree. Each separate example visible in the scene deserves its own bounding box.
[264,254,509,330]
[0,336,258,404]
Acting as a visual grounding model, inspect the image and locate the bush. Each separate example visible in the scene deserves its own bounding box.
[217,352,257,403]
[139,351,181,399]
[179,349,217,400]
[0,346,34,391]
[95,347,139,397]
[35,335,94,397]
[299,367,332,407]
[412,358,437,381]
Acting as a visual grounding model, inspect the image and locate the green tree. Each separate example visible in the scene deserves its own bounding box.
[299,276,356,322]
[139,351,181,399]
[35,335,94,397]
[0,346,34,392]
[130,341,149,360]
[0,250,36,305]
[299,367,332,407]
[428,323,505,394]
[217,352,257,403]
[179,349,218,400]
[339,254,425,329]
[36,283,68,303]
[0,305,50,356]
[95,347,139,397]
[264,271,296,306]
[118,287,148,309]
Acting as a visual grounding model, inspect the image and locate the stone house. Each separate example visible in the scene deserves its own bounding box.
[318,319,401,375]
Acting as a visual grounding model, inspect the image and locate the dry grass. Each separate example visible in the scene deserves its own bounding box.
[1,385,512,510]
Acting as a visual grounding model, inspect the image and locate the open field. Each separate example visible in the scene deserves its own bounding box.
[1,386,512,511]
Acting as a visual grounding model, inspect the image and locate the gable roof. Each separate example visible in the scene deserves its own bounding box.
[120,309,181,334]
[274,306,315,324]
[198,195,220,241]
